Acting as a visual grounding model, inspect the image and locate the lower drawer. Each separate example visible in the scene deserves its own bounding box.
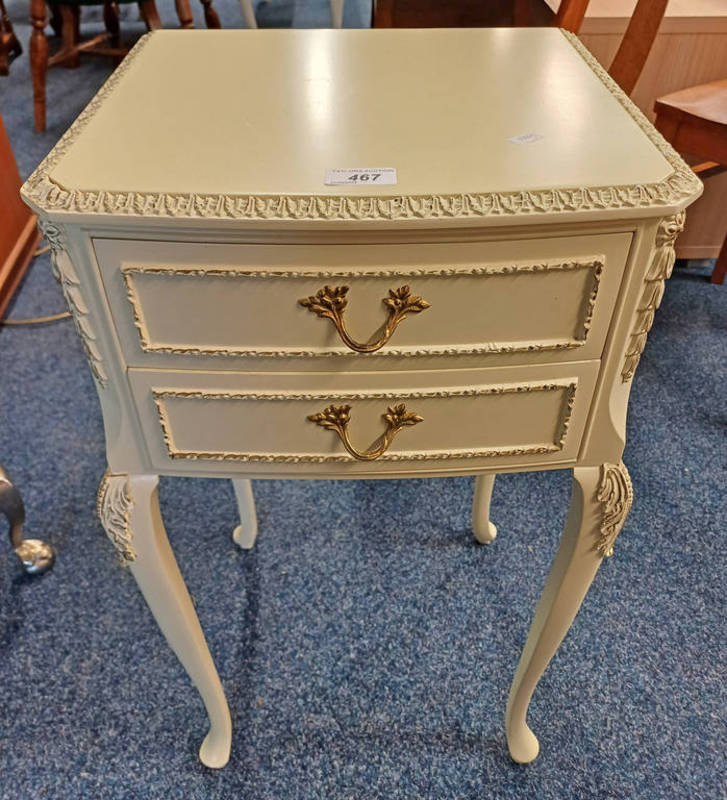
[128,362,599,477]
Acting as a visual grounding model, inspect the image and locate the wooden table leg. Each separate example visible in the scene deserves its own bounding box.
[506,462,632,762]
[30,0,49,132]
[98,472,232,768]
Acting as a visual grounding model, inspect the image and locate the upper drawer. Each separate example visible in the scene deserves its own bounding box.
[93,233,632,369]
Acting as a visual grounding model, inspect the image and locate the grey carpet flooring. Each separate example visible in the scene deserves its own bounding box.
[0,3,725,798]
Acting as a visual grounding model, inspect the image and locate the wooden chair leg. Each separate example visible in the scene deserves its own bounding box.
[72,4,79,45]
[199,0,221,29]
[174,0,195,28]
[30,0,49,132]
[49,3,62,36]
[103,1,120,49]
[711,235,727,285]
[0,0,23,72]
[138,0,162,30]
[59,5,80,68]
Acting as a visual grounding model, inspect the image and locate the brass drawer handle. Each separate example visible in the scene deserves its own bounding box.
[308,403,423,461]
[298,285,430,353]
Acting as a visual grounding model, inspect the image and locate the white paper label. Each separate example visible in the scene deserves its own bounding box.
[508,133,544,145]
[325,168,397,186]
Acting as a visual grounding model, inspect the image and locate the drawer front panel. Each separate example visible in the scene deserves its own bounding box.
[128,362,599,476]
[96,234,631,369]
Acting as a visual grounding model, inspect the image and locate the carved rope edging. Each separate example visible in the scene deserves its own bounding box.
[596,461,633,557]
[21,31,700,221]
[39,221,109,387]
[621,212,685,382]
[151,382,577,463]
[122,258,603,358]
[96,471,136,564]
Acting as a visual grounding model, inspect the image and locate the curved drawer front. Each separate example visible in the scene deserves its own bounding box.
[95,234,631,369]
[128,362,599,477]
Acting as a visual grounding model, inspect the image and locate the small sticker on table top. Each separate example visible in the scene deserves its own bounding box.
[325,168,397,186]
[508,133,544,145]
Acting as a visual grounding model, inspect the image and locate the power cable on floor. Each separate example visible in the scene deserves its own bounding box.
[1,312,71,326]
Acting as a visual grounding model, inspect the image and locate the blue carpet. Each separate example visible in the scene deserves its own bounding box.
[1,4,726,798]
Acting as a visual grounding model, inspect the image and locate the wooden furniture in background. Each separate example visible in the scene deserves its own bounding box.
[554,0,727,260]
[0,114,39,320]
[655,80,727,284]
[22,28,701,769]
[372,0,555,27]
[30,0,222,133]
[0,0,22,74]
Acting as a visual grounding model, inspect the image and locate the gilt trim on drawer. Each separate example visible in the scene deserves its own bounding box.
[150,382,577,463]
[22,32,700,221]
[121,259,602,359]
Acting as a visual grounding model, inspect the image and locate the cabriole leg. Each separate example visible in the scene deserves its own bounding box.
[330,0,344,27]
[505,462,632,763]
[231,478,258,550]
[97,472,232,768]
[238,0,257,28]
[472,473,497,544]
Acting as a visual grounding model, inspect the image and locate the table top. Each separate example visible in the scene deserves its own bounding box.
[23,28,700,225]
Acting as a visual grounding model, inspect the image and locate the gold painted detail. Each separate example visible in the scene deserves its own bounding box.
[22,31,700,221]
[39,221,108,387]
[151,382,577,463]
[308,403,423,461]
[121,258,603,280]
[299,285,430,353]
[621,212,685,382]
[122,258,602,358]
[96,471,136,564]
[596,461,633,557]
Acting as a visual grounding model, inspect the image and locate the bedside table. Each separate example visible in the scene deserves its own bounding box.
[21,28,701,768]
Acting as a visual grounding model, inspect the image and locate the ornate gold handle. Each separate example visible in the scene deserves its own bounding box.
[308,403,423,461]
[298,285,430,353]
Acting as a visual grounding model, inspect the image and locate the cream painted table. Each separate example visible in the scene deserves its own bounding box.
[22,28,701,768]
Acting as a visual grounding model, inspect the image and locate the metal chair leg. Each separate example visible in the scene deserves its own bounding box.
[0,464,55,575]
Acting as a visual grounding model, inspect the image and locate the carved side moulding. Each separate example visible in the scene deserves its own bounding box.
[151,382,577,463]
[122,258,602,359]
[621,212,685,382]
[22,32,700,222]
[596,461,633,557]
[97,471,136,564]
[39,220,108,387]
